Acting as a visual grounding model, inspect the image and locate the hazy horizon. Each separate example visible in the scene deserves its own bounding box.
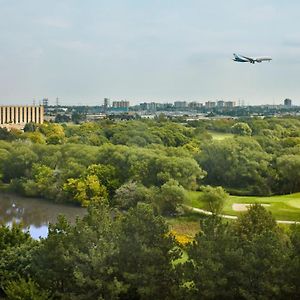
[1,1,300,106]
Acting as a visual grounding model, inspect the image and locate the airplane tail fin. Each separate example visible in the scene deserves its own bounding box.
[233,53,239,59]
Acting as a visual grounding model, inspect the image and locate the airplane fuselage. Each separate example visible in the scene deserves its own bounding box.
[233,53,272,64]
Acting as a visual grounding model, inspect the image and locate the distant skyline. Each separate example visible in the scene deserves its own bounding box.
[1,1,300,105]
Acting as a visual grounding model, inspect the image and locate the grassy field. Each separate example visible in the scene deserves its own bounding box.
[167,213,201,238]
[167,190,300,242]
[185,191,300,222]
[207,131,235,140]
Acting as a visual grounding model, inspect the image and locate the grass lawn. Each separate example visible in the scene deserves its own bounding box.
[207,131,235,140]
[185,191,300,222]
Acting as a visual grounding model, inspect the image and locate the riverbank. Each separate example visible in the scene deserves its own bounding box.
[0,192,86,239]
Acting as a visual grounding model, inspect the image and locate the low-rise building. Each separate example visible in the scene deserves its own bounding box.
[0,105,44,127]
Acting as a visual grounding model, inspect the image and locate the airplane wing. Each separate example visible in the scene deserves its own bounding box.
[240,55,255,63]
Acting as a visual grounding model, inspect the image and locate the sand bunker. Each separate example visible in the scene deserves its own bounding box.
[232,203,271,212]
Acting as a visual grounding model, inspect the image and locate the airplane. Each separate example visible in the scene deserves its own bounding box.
[233,53,272,64]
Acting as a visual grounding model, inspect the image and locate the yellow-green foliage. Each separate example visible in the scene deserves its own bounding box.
[169,230,193,245]
[63,175,108,206]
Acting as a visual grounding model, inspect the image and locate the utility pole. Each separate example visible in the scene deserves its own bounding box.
[55,97,59,115]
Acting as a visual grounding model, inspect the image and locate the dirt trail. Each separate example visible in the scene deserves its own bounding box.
[187,206,300,225]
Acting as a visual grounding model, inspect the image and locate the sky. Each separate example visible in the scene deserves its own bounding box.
[0,0,300,106]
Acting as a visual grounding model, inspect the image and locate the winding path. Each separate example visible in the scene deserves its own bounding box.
[186,206,300,225]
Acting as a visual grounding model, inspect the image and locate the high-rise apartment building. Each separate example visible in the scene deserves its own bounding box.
[284,98,292,107]
[205,101,216,108]
[174,101,187,109]
[188,102,203,109]
[224,101,236,108]
[104,98,110,108]
[112,100,130,110]
[42,98,49,107]
[217,100,225,107]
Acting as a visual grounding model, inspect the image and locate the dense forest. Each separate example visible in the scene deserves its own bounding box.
[1,203,300,299]
[1,117,300,206]
[1,116,300,299]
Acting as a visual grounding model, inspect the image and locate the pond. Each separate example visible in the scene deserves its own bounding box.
[0,193,86,239]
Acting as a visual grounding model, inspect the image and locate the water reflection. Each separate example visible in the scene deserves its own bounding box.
[0,193,86,239]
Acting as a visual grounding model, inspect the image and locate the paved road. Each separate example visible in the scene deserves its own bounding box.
[187,206,300,225]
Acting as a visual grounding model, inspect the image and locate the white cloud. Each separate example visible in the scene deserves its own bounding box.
[52,40,93,52]
[37,17,71,29]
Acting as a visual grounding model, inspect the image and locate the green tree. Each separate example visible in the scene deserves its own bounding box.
[0,127,12,140]
[97,144,204,189]
[23,132,45,144]
[0,147,10,181]
[86,164,120,197]
[40,123,65,145]
[231,122,252,136]
[232,205,292,299]
[233,203,278,241]
[116,203,181,299]
[30,202,182,299]
[181,216,241,299]
[63,175,108,206]
[0,223,32,251]
[39,123,65,137]
[60,143,98,167]
[0,224,37,295]
[288,225,300,297]
[113,181,153,210]
[30,215,78,298]
[154,180,186,215]
[22,164,59,199]
[32,204,124,299]
[200,185,229,214]
[198,137,273,195]
[4,277,49,300]
[23,122,38,132]
[46,134,65,145]
[277,154,300,193]
[2,146,38,182]
[182,206,292,299]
